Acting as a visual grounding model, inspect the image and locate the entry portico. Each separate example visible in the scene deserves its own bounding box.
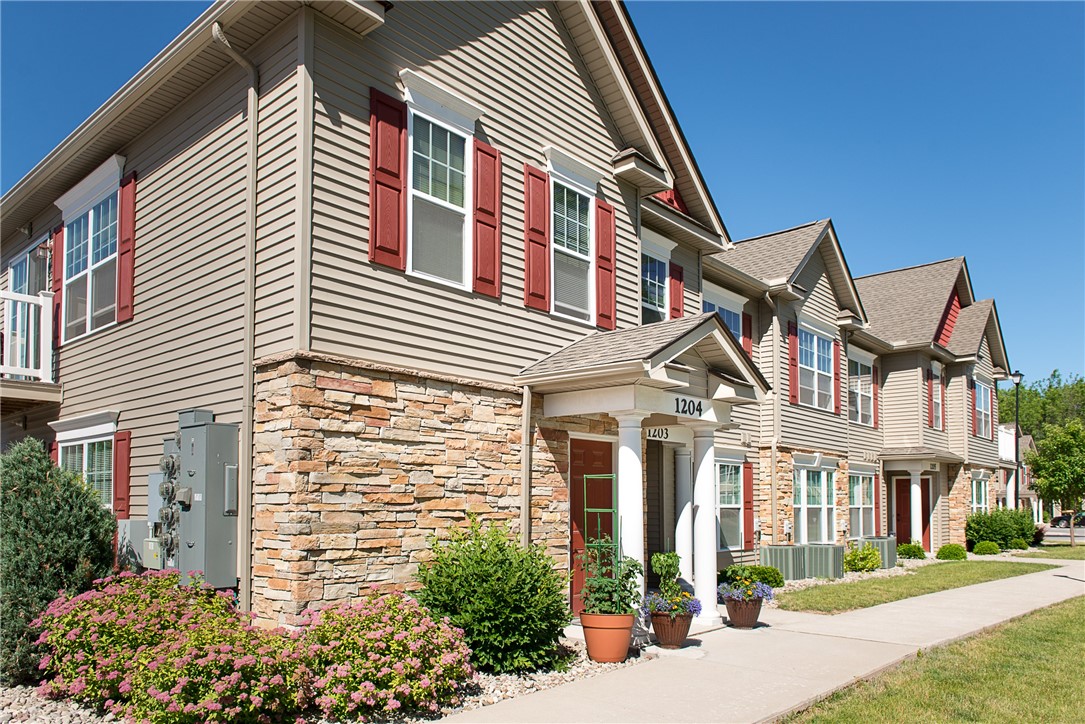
[517,313,768,625]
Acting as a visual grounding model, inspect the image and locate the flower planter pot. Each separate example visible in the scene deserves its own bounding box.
[650,612,693,649]
[724,598,763,629]
[580,612,635,662]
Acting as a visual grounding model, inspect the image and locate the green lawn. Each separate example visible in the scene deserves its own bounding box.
[1014,544,1085,560]
[776,561,1056,613]
[786,596,1085,723]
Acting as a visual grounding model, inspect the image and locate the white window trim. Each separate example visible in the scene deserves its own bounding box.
[975,379,993,439]
[55,155,125,221]
[848,356,874,427]
[848,473,876,539]
[797,322,836,412]
[404,107,473,292]
[716,452,746,552]
[62,192,120,343]
[544,146,604,196]
[50,410,120,442]
[641,227,676,259]
[703,279,748,310]
[793,463,836,544]
[640,249,668,323]
[931,361,944,431]
[399,69,482,137]
[548,174,596,326]
[848,345,876,366]
[970,477,988,514]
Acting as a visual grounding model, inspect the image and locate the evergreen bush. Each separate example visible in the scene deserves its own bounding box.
[1008,537,1029,550]
[965,509,1035,549]
[416,519,571,673]
[844,542,882,572]
[720,564,784,589]
[973,540,1001,555]
[936,543,967,560]
[897,541,927,559]
[0,438,116,684]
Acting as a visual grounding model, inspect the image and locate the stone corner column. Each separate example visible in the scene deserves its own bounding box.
[674,447,694,584]
[613,412,648,597]
[691,424,723,625]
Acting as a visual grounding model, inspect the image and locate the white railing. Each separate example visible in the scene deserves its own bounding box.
[1,290,54,383]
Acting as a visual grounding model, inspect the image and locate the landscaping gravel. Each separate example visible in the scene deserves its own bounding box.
[0,685,110,724]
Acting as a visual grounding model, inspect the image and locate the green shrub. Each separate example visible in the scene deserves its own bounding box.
[1008,537,1029,550]
[897,541,927,560]
[936,543,967,560]
[577,535,642,616]
[416,519,570,673]
[973,541,1001,555]
[301,590,473,721]
[965,509,1036,549]
[844,542,882,572]
[0,438,116,684]
[721,564,784,589]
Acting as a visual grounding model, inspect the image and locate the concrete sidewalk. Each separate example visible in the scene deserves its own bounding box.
[444,558,1084,723]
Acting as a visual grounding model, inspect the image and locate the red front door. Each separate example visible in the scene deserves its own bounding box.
[569,438,614,614]
[895,477,933,550]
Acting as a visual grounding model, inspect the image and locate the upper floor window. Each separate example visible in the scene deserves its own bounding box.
[703,299,741,341]
[975,380,992,438]
[64,193,118,340]
[970,476,988,514]
[793,467,834,543]
[848,474,875,538]
[408,113,470,288]
[799,328,834,410]
[717,461,743,550]
[931,362,944,431]
[551,180,593,322]
[848,358,873,426]
[6,241,49,371]
[641,253,667,323]
[702,280,745,341]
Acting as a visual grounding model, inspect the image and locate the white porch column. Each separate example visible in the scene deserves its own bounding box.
[1005,472,1017,511]
[910,472,923,549]
[692,425,722,625]
[674,447,694,584]
[615,413,648,596]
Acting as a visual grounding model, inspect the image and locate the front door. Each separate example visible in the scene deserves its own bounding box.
[894,477,933,550]
[569,438,614,614]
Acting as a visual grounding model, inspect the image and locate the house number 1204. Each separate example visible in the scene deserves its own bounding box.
[674,397,704,417]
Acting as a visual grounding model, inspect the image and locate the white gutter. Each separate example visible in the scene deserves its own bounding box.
[213,21,259,612]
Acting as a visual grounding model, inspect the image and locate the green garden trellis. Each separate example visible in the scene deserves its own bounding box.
[582,473,618,562]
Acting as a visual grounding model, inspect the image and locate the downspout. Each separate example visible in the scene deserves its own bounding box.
[213,22,259,611]
[764,291,780,543]
[520,385,533,547]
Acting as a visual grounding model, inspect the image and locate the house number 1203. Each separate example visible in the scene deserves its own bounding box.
[674,397,705,417]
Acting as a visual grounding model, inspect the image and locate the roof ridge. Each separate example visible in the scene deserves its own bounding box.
[731,219,827,246]
[855,256,964,280]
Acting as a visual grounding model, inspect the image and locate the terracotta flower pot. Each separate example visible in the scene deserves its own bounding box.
[724,598,763,629]
[580,612,635,662]
[650,612,693,649]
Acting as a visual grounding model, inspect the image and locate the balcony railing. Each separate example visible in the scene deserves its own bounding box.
[1,289,54,383]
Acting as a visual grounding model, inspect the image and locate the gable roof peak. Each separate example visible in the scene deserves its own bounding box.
[854,256,964,281]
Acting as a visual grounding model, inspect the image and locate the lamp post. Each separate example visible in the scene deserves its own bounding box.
[1010,370,1024,509]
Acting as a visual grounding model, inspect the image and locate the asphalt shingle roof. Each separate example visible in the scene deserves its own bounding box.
[520,313,715,376]
[946,299,993,357]
[853,258,963,344]
[709,220,828,282]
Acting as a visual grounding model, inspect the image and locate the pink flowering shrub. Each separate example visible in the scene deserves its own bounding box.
[300,588,474,721]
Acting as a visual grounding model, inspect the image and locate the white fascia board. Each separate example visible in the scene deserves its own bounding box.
[541,383,732,426]
[55,155,125,219]
[848,461,879,475]
[49,410,120,442]
[399,69,483,137]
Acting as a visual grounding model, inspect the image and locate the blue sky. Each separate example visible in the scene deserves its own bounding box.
[2,1,1082,385]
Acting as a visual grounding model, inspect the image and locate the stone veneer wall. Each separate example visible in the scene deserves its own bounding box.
[946,464,997,547]
[250,352,608,627]
[754,447,849,545]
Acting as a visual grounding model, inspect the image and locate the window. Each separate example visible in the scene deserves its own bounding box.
[848,474,875,538]
[408,113,469,287]
[551,181,593,321]
[848,359,873,426]
[717,462,743,550]
[641,253,667,323]
[971,476,988,514]
[793,468,834,543]
[703,299,742,341]
[64,193,118,340]
[799,328,834,410]
[931,363,944,430]
[975,380,992,438]
[60,438,113,510]
[6,242,48,371]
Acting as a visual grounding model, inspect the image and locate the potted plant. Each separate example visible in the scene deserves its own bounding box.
[578,536,642,663]
[717,564,774,629]
[642,551,701,649]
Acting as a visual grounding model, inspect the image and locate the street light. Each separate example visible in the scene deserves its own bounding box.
[1010,370,1024,509]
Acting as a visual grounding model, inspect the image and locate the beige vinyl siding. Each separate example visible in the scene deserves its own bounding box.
[880,353,921,447]
[968,335,999,466]
[308,3,640,385]
[755,297,776,442]
[946,363,969,457]
[780,250,847,453]
[42,18,300,519]
[921,355,950,451]
[726,298,760,449]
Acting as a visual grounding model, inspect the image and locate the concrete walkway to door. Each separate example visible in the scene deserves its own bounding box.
[443,557,1084,723]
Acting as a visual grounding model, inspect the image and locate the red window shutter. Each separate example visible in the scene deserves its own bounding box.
[941,374,946,433]
[742,461,755,551]
[872,364,880,429]
[113,430,132,520]
[117,171,137,323]
[971,378,978,437]
[50,225,64,347]
[594,199,617,330]
[522,164,550,311]
[741,312,753,355]
[873,473,882,536]
[787,321,799,404]
[472,139,502,298]
[49,439,58,464]
[368,88,407,271]
[668,262,684,319]
[927,369,935,428]
[833,339,841,415]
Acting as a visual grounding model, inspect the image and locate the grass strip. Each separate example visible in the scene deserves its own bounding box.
[1014,545,1085,560]
[786,596,1085,723]
[776,561,1056,613]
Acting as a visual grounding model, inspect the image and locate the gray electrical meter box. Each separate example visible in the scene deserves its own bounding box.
[173,409,239,588]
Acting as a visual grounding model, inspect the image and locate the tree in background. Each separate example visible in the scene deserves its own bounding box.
[998,370,1085,442]
[1025,420,1085,546]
